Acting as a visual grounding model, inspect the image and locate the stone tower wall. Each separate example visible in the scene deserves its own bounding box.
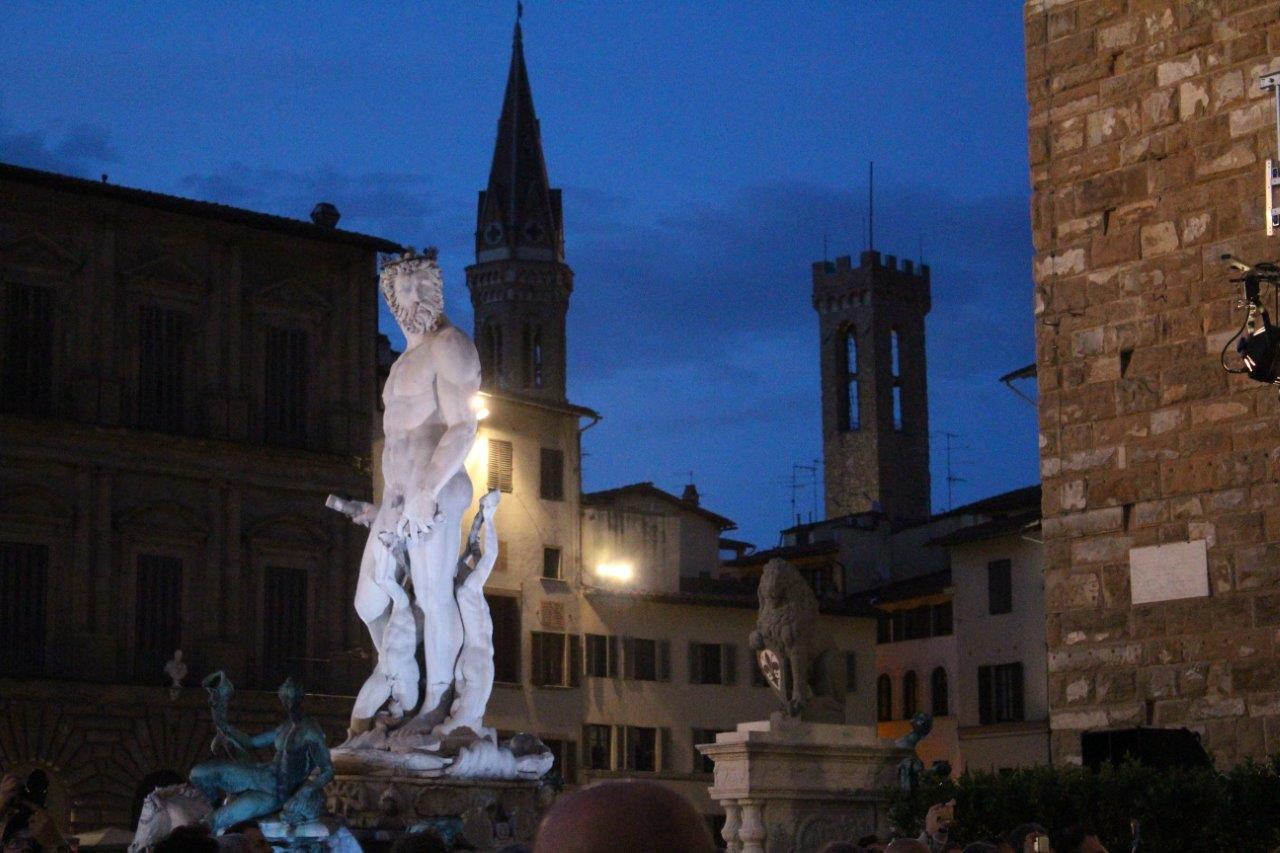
[1026,0,1280,765]
[814,250,931,523]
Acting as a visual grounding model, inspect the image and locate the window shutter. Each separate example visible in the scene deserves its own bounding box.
[1012,662,1025,721]
[623,636,636,680]
[978,665,993,725]
[569,635,582,687]
[658,639,671,682]
[487,439,514,493]
[722,644,737,685]
[608,635,619,678]
[688,642,701,684]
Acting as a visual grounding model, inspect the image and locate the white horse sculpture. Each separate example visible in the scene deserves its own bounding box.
[130,783,211,852]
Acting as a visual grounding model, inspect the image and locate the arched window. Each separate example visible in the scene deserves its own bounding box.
[876,674,892,722]
[931,666,949,717]
[840,328,859,432]
[891,329,903,431]
[902,670,918,719]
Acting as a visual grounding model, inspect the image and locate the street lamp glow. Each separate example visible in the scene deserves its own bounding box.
[596,561,633,582]
[470,394,490,420]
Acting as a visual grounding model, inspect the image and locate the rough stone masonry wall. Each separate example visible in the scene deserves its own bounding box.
[1027,0,1280,766]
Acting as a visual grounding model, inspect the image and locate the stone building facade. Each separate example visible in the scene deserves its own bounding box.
[1026,0,1280,765]
[0,162,399,828]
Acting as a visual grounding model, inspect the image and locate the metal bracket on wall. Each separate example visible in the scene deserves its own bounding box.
[1260,71,1280,236]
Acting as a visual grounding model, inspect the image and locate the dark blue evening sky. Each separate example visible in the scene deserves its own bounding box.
[2,1,1037,547]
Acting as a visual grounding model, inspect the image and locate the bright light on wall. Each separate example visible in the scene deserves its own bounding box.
[596,561,634,582]
[470,394,490,420]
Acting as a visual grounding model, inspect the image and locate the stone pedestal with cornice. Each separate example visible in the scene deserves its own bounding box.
[697,715,908,853]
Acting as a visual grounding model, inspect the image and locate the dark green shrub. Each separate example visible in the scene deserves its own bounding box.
[888,759,1280,852]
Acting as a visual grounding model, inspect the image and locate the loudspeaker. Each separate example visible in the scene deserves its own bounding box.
[1081,727,1211,771]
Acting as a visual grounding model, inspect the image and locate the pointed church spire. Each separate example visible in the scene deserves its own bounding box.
[475,8,563,263]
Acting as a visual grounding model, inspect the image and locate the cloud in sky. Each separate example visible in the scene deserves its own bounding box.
[0,109,120,177]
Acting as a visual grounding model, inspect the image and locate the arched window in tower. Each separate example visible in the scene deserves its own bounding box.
[891,328,904,432]
[532,328,544,389]
[840,328,860,432]
[931,666,949,717]
[876,673,892,722]
[902,669,918,719]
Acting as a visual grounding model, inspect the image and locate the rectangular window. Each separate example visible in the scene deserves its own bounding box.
[585,634,608,678]
[978,662,1025,724]
[262,566,308,686]
[1,282,54,415]
[876,614,891,644]
[932,601,954,636]
[539,447,564,501]
[138,305,188,434]
[487,594,521,684]
[903,606,931,640]
[844,652,857,693]
[542,546,562,580]
[541,738,577,785]
[0,541,48,676]
[631,638,657,681]
[623,726,658,772]
[531,632,579,687]
[692,728,724,775]
[689,642,737,685]
[488,439,514,493]
[135,554,183,681]
[841,330,860,432]
[988,559,1013,615]
[263,325,309,448]
[584,724,613,770]
[890,610,905,642]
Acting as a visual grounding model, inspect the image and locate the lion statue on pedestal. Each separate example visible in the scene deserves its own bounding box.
[749,558,847,723]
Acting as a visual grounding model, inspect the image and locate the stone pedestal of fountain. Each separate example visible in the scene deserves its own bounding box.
[697,714,909,853]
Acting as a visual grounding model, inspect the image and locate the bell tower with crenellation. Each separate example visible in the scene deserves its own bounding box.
[466,17,572,402]
[813,249,931,523]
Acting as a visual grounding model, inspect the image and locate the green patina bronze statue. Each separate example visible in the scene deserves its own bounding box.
[190,672,334,832]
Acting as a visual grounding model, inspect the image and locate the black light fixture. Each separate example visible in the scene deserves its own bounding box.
[1222,254,1280,386]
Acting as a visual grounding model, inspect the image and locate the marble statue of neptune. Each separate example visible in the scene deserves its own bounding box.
[342,249,481,736]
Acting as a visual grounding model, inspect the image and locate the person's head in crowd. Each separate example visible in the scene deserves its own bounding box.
[494,845,531,853]
[155,824,219,853]
[389,828,448,853]
[225,822,271,853]
[962,844,999,853]
[1009,824,1048,853]
[533,780,715,853]
[886,840,931,853]
[1051,826,1107,853]
[818,842,865,853]
[859,836,886,851]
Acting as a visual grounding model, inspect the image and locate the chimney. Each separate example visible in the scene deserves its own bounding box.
[681,483,700,507]
[310,202,340,228]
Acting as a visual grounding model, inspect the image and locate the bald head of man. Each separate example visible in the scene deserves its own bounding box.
[533,781,716,853]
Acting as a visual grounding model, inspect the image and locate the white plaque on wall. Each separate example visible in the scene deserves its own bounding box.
[1128,539,1209,605]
